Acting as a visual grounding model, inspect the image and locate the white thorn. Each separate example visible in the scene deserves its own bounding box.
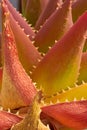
[0,106,3,110]
[16,111,19,115]
[65,99,69,102]
[74,98,77,101]
[81,97,86,101]
[55,40,57,43]
[62,89,65,93]
[33,65,36,69]
[48,46,51,49]
[36,47,39,50]
[57,99,60,103]
[27,35,30,37]
[67,87,71,90]
[42,53,45,56]
[82,80,85,84]
[33,82,37,86]
[37,59,41,62]
[29,71,32,74]
[50,101,53,105]
[32,41,35,44]
[8,108,11,113]
[22,28,24,31]
[74,83,78,87]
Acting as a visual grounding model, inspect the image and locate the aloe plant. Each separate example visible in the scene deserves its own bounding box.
[1,0,87,129]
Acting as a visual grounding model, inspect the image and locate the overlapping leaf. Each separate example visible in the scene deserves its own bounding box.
[35,0,63,30]
[41,101,87,129]
[32,11,87,96]
[2,0,42,74]
[34,0,73,53]
[72,0,87,22]
[0,110,22,130]
[78,52,87,84]
[4,0,35,40]
[1,13,37,109]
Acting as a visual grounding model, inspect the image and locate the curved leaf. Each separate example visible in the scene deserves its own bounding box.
[1,14,37,109]
[24,0,42,26]
[72,0,87,22]
[2,0,42,74]
[0,110,22,130]
[34,0,73,53]
[42,101,87,129]
[4,0,35,40]
[35,0,63,30]
[78,52,87,84]
[45,82,87,103]
[32,11,87,96]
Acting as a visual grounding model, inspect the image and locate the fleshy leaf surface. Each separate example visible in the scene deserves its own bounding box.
[24,0,42,26]
[72,0,87,22]
[44,83,87,103]
[0,110,22,130]
[0,33,2,66]
[1,14,37,109]
[78,52,87,84]
[0,67,3,90]
[35,0,63,30]
[40,0,49,11]
[4,0,35,40]
[41,101,87,129]
[32,11,87,96]
[21,0,27,15]
[34,0,73,53]
[2,1,42,74]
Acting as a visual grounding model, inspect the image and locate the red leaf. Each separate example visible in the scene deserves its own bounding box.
[32,11,87,96]
[41,100,87,129]
[34,0,73,53]
[1,14,37,109]
[35,0,63,30]
[0,110,22,130]
[3,0,35,40]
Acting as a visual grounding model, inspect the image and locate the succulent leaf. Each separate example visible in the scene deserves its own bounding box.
[0,110,22,130]
[1,15,37,109]
[0,33,2,66]
[44,82,87,103]
[32,11,87,96]
[78,52,87,84]
[1,0,87,129]
[2,1,42,74]
[0,67,3,90]
[23,0,42,27]
[4,0,35,40]
[35,0,63,30]
[72,0,87,22]
[40,0,49,11]
[34,0,73,53]
[21,0,27,15]
[41,101,87,129]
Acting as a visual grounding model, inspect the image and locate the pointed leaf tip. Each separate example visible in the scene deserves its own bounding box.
[4,0,35,40]
[34,0,73,53]
[35,0,63,30]
[2,0,42,75]
[72,0,87,22]
[32,11,87,96]
[1,15,37,109]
